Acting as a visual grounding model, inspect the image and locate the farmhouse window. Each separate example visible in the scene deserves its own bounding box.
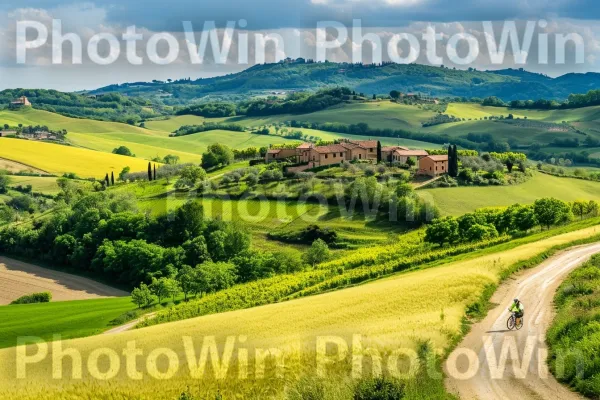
[340,152,343,157]
[359,154,362,159]
[325,154,328,159]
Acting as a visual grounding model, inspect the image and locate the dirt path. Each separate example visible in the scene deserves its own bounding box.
[445,243,600,400]
[103,312,156,335]
[0,256,128,305]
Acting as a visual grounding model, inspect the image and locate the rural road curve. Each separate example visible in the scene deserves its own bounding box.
[446,242,600,400]
[103,312,156,335]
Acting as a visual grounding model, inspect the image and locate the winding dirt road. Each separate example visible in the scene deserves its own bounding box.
[445,243,600,400]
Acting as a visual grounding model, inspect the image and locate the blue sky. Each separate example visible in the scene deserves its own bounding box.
[1,0,600,90]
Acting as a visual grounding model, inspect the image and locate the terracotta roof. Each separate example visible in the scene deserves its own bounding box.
[425,155,449,162]
[313,144,348,154]
[382,146,409,152]
[357,140,377,148]
[350,140,378,149]
[394,149,429,157]
[339,142,360,150]
[267,149,282,154]
[297,143,312,149]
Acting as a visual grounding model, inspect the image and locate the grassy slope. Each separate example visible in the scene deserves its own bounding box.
[0,108,157,135]
[145,115,210,132]
[217,101,435,130]
[1,223,599,399]
[446,102,600,123]
[0,109,302,164]
[67,132,201,164]
[546,254,600,397]
[0,297,134,349]
[419,172,600,215]
[8,176,61,195]
[0,138,151,178]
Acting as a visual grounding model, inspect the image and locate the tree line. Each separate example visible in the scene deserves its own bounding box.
[425,198,599,246]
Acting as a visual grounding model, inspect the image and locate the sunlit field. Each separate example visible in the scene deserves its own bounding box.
[1,224,598,400]
[0,138,151,178]
[419,172,600,215]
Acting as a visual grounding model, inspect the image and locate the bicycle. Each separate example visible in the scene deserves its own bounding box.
[507,311,524,331]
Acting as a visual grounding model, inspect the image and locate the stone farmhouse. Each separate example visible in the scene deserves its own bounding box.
[266,139,379,171]
[418,155,449,177]
[10,96,32,108]
[266,139,449,177]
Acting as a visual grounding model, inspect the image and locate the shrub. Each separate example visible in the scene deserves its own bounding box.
[353,377,405,400]
[10,292,52,305]
[112,145,135,157]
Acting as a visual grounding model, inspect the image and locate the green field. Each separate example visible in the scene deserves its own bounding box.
[225,101,437,131]
[1,223,598,399]
[0,108,160,136]
[8,176,61,195]
[0,297,134,349]
[445,102,600,123]
[419,172,600,215]
[283,127,439,148]
[145,115,211,132]
[0,108,306,165]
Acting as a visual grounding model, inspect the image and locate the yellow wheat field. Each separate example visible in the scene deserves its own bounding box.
[0,225,598,399]
[0,138,152,178]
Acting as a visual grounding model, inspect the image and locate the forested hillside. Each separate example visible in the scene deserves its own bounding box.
[91,62,600,103]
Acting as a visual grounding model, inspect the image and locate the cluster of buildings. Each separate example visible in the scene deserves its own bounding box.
[9,96,32,108]
[266,139,448,177]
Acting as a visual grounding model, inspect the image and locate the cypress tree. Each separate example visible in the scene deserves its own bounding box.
[111,171,115,186]
[153,164,157,181]
[147,162,152,181]
[448,144,459,177]
[376,141,382,164]
[453,144,459,176]
[447,145,455,177]
[104,173,109,187]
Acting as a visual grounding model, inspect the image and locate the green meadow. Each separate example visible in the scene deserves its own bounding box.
[419,172,600,215]
[0,297,134,349]
[9,176,61,195]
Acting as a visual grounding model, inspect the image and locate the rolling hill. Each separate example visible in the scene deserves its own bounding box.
[0,223,598,399]
[0,108,303,164]
[0,138,151,178]
[91,62,600,102]
[419,172,600,216]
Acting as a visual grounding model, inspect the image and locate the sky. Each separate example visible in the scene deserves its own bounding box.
[1,0,600,91]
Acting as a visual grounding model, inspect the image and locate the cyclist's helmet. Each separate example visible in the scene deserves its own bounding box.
[514,298,520,303]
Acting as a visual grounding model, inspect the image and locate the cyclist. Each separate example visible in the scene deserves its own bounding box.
[508,298,524,326]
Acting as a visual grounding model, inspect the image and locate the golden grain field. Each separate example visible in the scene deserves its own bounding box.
[0,225,598,399]
[0,138,152,178]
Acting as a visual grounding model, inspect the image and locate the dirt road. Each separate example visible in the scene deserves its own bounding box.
[445,243,600,400]
[0,256,127,305]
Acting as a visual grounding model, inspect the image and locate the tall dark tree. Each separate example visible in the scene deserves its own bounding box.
[104,173,110,187]
[110,171,115,186]
[148,162,152,181]
[453,145,459,177]
[448,145,459,178]
[376,141,382,164]
[153,164,157,181]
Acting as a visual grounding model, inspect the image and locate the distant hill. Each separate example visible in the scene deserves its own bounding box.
[90,62,600,103]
